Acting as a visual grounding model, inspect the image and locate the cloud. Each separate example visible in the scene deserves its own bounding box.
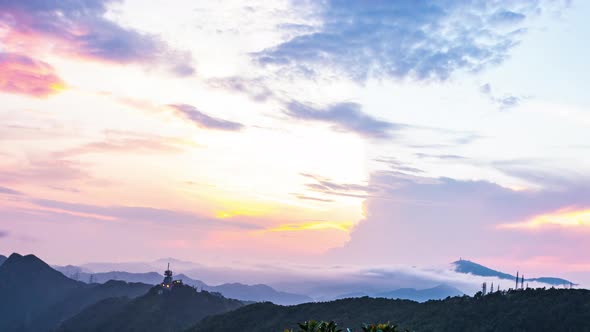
[256,1,552,81]
[290,193,334,203]
[301,173,372,199]
[480,83,522,110]
[415,153,468,161]
[489,10,527,25]
[30,198,260,230]
[53,131,198,158]
[492,161,586,190]
[0,53,65,97]
[0,124,71,140]
[286,101,400,138]
[0,159,90,185]
[0,186,22,195]
[0,0,194,76]
[0,230,8,238]
[374,157,424,174]
[168,104,244,131]
[266,221,353,233]
[207,76,274,102]
[329,171,590,266]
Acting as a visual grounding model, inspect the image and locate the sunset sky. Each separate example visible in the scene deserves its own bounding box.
[1,0,589,280]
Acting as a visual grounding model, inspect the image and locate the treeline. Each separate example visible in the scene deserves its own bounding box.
[289,320,405,331]
[190,288,590,332]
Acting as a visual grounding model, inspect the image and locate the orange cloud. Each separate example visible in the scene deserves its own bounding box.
[266,221,354,232]
[0,53,65,97]
[500,207,590,230]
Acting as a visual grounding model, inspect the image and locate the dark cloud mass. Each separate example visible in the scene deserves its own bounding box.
[0,0,194,76]
[257,0,552,81]
[286,101,400,139]
[169,104,244,131]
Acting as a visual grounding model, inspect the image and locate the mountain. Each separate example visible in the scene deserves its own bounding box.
[208,283,312,305]
[190,288,590,332]
[453,259,574,286]
[375,284,463,302]
[0,254,6,266]
[58,284,244,332]
[0,253,85,331]
[335,284,463,302]
[54,267,208,287]
[54,265,310,305]
[0,253,151,332]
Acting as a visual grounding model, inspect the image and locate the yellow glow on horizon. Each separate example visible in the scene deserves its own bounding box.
[266,221,354,233]
[501,208,590,229]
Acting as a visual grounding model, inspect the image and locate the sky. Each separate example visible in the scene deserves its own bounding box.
[0,0,589,283]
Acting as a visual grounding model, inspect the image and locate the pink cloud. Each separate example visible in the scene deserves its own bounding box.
[0,53,65,97]
[0,0,194,76]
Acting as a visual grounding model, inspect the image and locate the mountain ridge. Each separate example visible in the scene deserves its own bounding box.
[452,259,574,286]
[53,265,312,305]
[0,253,151,332]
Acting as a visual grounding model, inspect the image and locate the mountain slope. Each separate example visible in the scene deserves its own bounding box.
[0,253,151,332]
[190,288,590,332]
[58,284,244,332]
[0,253,85,331]
[453,259,573,286]
[0,254,7,266]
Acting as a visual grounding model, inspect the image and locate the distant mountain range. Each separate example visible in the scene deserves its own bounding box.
[0,252,583,331]
[375,284,463,302]
[52,265,312,305]
[452,259,574,286]
[336,284,463,302]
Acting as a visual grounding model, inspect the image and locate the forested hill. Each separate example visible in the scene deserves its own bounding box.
[190,288,590,332]
[0,253,151,332]
[58,284,244,332]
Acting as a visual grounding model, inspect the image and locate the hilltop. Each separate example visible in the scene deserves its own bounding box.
[58,284,243,332]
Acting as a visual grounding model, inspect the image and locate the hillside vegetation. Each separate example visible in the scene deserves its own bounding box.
[191,288,590,332]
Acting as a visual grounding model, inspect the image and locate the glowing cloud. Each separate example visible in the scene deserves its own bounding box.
[267,221,354,233]
[0,53,65,97]
[501,208,590,229]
